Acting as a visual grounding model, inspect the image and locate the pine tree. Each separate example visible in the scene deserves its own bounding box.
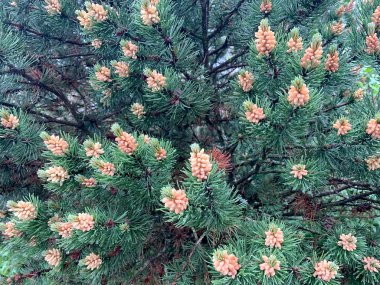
[1,0,380,284]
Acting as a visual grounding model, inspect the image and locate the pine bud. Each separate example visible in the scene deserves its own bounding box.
[7,201,37,221]
[161,186,188,214]
[83,139,104,158]
[331,21,344,35]
[92,159,116,176]
[44,249,61,267]
[325,46,339,72]
[260,255,281,277]
[255,19,276,56]
[313,260,338,282]
[260,0,272,14]
[145,69,166,92]
[301,33,323,69]
[332,118,351,135]
[82,253,102,270]
[372,6,380,29]
[40,132,69,156]
[85,2,108,22]
[290,164,308,179]
[243,101,266,124]
[121,40,139,59]
[38,166,69,185]
[141,2,160,26]
[287,76,310,107]
[287,28,303,53]
[70,213,95,232]
[363,257,380,272]
[0,110,19,129]
[111,61,129,78]
[213,250,241,279]
[111,123,138,155]
[366,116,380,139]
[365,156,380,171]
[131,103,145,119]
[366,23,380,55]
[95,66,112,82]
[265,224,284,249]
[44,0,61,15]
[238,71,254,92]
[190,143,212,181]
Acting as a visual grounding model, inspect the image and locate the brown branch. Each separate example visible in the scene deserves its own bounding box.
[170,231,207,285]
[208,0,247,39]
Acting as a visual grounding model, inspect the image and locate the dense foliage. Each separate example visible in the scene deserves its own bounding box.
[1,0,380,284]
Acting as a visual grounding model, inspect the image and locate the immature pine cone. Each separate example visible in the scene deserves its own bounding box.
[84,253,102,270]
[213,250,241,279]
[287,28,303,53]
[301,33,323,69]
[260,255,281,277]
[44,0,61,15]
[255,19,276,56]
[287,76,310,107]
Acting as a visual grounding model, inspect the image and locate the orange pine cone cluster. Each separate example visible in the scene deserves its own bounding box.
[290,164,308,179]
[265,225,284,249]
[337,233,357,251]
[146,70,166,91]
[2,222,22,238]
[98,161,116,176]
[325,48,339,72]
[189,144,213,181]
[238,71,254,92]
[287,77,310,107]
[72,213,94,232]
[365,156,380,171]
[331,21,344,35]
[41,132,69,156]
[44,249,61,267]
[255,19,276,56]
[287,28,303,53]
[86,2,108,22]
[121,40,139,59]
[301,34,323,69]
[366,23,380,54]
[83,140,104,158]
[366,118,380,139]
[213,250,241,279]
[260,0,272,14]
[40,166,69,185]
[372,6,380,28]
[116,132,138,154]
[7,201,37,221]
[313,260,338,282]
[131,103,145,119]
[161,187,189,214]
[141,3,160,26]
[0,111,19,129]
[363,257,380,272]
[76,10,92,29]
[332,118,351,135]
[83,253,102,270]
[54,222,73,238]
[95,66,112,82]
[155,147,167,160]
[111,61,129,78]
[243,101,266,124]
[353,88,364,100]
[260,255,281,277]
[44,0,61,15]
